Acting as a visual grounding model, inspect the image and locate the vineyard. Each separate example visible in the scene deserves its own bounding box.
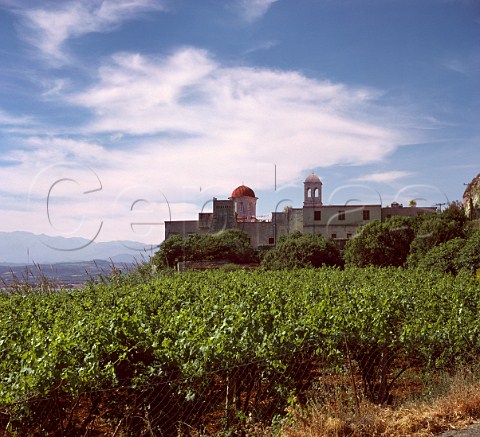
[1,267,479,435]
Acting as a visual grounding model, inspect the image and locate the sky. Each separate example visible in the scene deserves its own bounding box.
[0,0,479,247]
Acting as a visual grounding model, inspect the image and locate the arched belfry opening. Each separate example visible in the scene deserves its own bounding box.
[304,173,322,207]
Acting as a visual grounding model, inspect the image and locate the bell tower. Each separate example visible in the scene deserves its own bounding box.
[303,173,322,207]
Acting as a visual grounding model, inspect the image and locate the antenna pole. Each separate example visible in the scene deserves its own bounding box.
[274,164,277,191]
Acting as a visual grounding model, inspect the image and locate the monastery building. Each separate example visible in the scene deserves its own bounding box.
[165,173,437,248]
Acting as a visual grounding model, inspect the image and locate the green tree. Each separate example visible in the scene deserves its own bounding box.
[456,229,480,273]
[213,229,257,264]
[408,203,467,266]
[261,231,342,269]
[153,230,257,268]
[344,216,415,267]
[153,234,184,268]
[415,228,480,276]
[416,238,465,275]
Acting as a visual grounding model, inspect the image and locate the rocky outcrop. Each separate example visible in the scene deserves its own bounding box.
[462,173,480,219]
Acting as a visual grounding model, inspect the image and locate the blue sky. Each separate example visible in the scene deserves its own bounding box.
[0,0,479,245]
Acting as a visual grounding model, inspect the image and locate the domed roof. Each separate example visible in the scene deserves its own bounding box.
[230,185,256,199]
[305,173,321,183]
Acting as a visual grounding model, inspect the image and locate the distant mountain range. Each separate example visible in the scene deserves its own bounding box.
[0,231,157,265]
[0,260,127,287]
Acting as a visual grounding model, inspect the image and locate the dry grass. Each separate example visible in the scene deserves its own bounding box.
[282,367,480,436]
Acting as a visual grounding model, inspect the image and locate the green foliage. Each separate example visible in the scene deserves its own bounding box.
[408,203,468,266]
[213,228,258,263]
[456,229,480,272]
[153,234,183,267]
[442,201,468,227]
[2,268,480,431]
[153,229,257,267]
[260,231,342,269]
[417,230,480,275]
[344,204,472,272]
[344,216,415,267]
[416,238,465,275]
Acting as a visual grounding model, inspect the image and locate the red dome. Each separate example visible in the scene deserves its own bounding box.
[230,185,256,198]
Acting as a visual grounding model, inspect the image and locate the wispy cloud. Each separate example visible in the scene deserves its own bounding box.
[243,40,278,55]
[236,0,279,23]
[442,52,480,77]
[443,59,468,75]
[355,171,413,183]
[59,47,407,194]
[0,108,33,126]
[42,79,70,97]
[13,0,167,63]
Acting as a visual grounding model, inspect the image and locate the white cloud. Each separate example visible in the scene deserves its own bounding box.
[16,0,167,63]
[237,0,279,22]
[355,171,413,183]
[66,47,404,190]
[0,138,173,242]
[0,109,33,126]
[42,79,70,97]
[243,40,277,55]
[0,47,414,243]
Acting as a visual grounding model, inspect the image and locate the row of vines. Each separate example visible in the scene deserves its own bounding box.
[1,268,479,434]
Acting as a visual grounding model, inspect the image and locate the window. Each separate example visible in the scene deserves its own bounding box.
[363,210,370,220]
[268,237,274,245]
[338,210,345,221]
[314,210,321,221]
[347,233,352,239]
[331,233,337,239]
